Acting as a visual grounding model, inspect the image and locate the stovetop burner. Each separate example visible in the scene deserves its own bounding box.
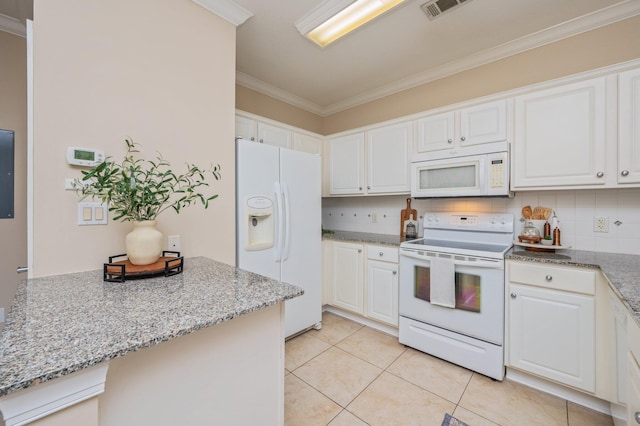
[400,212,515,258]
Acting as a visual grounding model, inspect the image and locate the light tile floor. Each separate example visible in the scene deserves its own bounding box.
[285,312,614,426]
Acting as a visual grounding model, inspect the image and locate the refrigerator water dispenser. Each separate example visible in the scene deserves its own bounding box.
[245,196,274,250]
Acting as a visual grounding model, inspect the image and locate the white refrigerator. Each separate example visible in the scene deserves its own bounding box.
[236,138,322,338]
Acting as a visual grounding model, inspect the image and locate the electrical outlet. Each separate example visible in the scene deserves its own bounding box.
[372,213,378,223]
[594,216,609,233]
[168,235,181,252]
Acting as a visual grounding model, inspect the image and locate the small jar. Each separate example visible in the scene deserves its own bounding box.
[553,228,561,246]
[543,221,551,238]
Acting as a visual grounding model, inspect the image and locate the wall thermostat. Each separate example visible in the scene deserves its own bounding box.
[66,146,105,167]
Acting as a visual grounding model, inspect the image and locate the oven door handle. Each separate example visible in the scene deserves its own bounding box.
[400,251,503,269]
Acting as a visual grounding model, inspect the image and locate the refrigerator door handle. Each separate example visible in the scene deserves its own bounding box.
[282,182,291,262]
[273,181,284,262]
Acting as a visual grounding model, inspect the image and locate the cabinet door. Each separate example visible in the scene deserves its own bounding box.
[331,242,364,314]
[235,116,256,141]
[460,99,507,147]
[619,68,640,184]
[367,122,412,194]
[329,133,365,195]
[257,122,292,149]
[416,111,455,153]
[513,77,607,188]
[628,352,640,426]
[508,284,595,392]
[366,260,398,326]
[293,133,323,155]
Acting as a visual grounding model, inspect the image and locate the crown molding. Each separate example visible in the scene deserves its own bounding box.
[237,0,640,117]
[236,72,327,116]
[192,0,253,26]
[0,13,26,38]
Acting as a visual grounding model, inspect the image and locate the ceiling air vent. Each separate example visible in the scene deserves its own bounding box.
[421,0,472,20]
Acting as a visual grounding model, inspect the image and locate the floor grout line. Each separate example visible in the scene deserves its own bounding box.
[287,313,612,426]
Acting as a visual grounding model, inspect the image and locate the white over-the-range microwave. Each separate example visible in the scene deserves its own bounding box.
[411,148,512,198]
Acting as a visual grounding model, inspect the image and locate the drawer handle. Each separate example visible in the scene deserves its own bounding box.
[635,411,640,423]
[545,275,552,281]
[510,293,517,299]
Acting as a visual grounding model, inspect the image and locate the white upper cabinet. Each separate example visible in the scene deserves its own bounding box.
[329,133,366,195]
[415,100,507,157]
[367,122,412,194]
[460,100,507,146]
[619,68,640,185]
[257,122,292,149]
[235,112,322,155]
[293,133,322,155]
[513,77,607,189]
[235,115,257,141]
[328,122,412,196]
[416,111,455,153]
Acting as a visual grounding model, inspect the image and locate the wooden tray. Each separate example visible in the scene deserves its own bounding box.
[104,251,183,282]
[513,241,571,252]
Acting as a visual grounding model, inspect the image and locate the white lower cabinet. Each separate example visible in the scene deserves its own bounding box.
[507,261,597,393]
[331,241,364,314]
[366,246,399,326]
[627,313,640,425]
[327,241,399,327]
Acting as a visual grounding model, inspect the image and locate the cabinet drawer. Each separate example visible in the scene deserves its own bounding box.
[367,245,399,263]
[509,262,595,295]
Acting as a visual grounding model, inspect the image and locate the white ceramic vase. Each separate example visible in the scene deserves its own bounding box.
[126,220,163,265]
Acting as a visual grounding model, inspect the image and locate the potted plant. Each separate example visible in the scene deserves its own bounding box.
[75,138,221,265]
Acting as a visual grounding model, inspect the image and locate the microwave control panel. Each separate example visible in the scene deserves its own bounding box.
[489,158,505,188]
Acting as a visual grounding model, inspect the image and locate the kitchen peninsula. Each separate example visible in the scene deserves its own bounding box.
[0,257,302,426]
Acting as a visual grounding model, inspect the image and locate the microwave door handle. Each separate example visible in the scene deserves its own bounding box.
[400,251,503,269]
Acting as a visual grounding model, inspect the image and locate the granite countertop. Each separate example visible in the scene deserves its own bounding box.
[507,248,640,326]
[0,257,303,397]
[322,230,409,247]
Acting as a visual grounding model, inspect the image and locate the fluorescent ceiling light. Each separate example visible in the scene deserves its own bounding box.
[295,0,405,47]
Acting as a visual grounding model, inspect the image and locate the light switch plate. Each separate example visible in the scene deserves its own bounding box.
[78,202,108,225]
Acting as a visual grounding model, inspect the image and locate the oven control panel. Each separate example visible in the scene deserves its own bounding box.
[424,212,514,233]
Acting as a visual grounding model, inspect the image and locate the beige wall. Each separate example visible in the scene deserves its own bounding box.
[236,85,324,134]
[0,31,27,326]
[32,0,236,276]
[318,15,640,134]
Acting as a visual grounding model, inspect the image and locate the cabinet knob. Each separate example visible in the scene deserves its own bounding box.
[367,186,371,190]
[596,171,604,178]
[545,275,553,281]
[379,252,384,256]
[259,139,264,143]
[447,139,453,144]
[622,170,630,177]
[250,137,255,141]
[358,249,362,253]
[393,271,397,275]
[510,293,517,299]
[359,187,363,191]
[635,411,640,423]
[460,136,466,142]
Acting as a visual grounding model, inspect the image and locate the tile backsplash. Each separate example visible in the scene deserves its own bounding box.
[322,188,640,255]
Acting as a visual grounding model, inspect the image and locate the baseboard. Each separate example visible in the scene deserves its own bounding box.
[322,305,398,337]
[506,368,612,415]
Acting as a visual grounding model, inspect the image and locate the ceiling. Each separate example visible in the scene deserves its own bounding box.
[2,0,639,116]
[234,0,639,115]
